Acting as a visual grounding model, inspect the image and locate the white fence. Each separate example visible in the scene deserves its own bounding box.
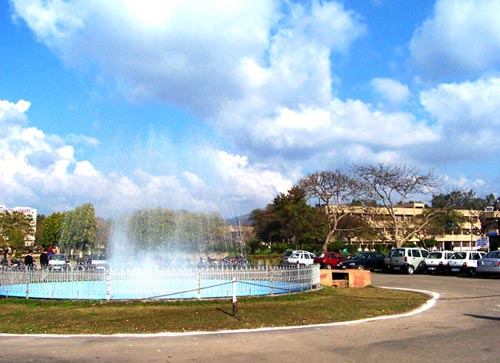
[0,265,320,300]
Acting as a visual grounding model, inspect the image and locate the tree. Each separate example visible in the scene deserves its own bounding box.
[272,186,327,249]
[336,214,377,245]
[413,209,465,248]
[35,214,45,246]
[126,208,228,254]
[59,204,97,255]
[432,190,492,210]
[250,186,326,251]
[40,212,64,248]
[299,170,362,252]
[0,211,34,251]
[353,164,444,248]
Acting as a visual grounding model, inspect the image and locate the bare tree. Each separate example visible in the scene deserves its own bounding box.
[353,164,443,247]
[299,170,362,252]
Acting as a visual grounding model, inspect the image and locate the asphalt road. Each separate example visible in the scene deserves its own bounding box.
[0,273,499,363]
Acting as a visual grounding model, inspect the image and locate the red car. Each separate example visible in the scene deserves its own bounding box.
[313,252,346,269]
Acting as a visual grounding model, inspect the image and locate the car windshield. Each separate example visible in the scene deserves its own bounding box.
[485,251,500,258]
[392,249,405,257]
[427,252,442,259]
[450,252,466,259]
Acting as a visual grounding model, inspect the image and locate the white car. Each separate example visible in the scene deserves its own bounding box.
[282,250,309,264]
[447,251,486,276]
[90,254,109,271]
[287,251,316,266]
[422,250,454,274]
[390,247,429,274]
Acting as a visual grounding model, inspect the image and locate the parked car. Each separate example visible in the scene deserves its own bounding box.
[313,251,345,269]
[477,250,500,276]
[447,251,486,276]
[48,254,71,271]
[287,251,316,266]
[390,247,429,274]
[281,250,308,264]
[338,252,385,271]
[90,254,109,271]
[422,250,454,274]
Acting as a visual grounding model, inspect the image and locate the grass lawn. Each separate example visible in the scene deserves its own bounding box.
[0,287,429,335]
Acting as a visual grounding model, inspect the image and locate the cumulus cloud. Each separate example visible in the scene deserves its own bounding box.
[410,0,500,80]
[11,0,277,115]
[0,98,291,216]
[420,77,500,159]
[9,0,500,215]
[370,78,410,108]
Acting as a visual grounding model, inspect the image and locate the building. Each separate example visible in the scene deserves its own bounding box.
[0,205,37,247]
[480,206,500,251]
[330,202,484,251]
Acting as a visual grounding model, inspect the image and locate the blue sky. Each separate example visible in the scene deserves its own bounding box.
[1,0,500,218]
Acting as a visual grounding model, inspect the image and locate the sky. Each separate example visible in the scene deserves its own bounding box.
[1,0,500,219]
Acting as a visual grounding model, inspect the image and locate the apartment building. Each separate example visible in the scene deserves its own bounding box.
[332,202,484,250]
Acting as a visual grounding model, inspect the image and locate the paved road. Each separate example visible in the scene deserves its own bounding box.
[0,273,499,363]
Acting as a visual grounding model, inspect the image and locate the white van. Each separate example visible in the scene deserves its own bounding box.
[390,247,429,274]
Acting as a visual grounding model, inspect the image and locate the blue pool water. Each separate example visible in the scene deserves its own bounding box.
[0,279,308,300]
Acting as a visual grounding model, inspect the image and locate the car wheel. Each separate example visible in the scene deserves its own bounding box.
[325,264,332,270]
[407,265,415,275]
[467,268,477,277]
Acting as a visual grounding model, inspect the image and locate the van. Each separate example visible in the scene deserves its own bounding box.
[390,247,429,274]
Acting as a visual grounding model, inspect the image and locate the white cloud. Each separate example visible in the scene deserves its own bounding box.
[410,0,500,80]
[420,77,500,159]
[11,0,366,117]
[370,78,410,108]
[11,0,277,115]
[0,98,292,217]
[10,1,500,215]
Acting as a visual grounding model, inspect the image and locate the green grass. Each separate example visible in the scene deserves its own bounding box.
[0,287,428,335]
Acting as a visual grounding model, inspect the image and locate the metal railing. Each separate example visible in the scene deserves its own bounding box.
[0,264,320,300]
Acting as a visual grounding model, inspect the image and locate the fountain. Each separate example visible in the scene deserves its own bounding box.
[0,211,320,300]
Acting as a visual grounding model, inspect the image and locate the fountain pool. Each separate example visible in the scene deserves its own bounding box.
[0,265,320,300]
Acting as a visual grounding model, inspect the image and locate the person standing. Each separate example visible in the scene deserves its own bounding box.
[39,249,49,269]
[24,250,34,270]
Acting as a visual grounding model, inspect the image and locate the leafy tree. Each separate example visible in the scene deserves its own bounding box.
[250,207,281,244]
[272,186,327,249]
[126,208,227,254]
[432,190,492,210]
[299,170,362,252]
[0,211,34,251]
[413,209,465,246]
[250,186,326,251]
[40,212,64,248]
[59,204,97,255]
[35,214,45,246]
